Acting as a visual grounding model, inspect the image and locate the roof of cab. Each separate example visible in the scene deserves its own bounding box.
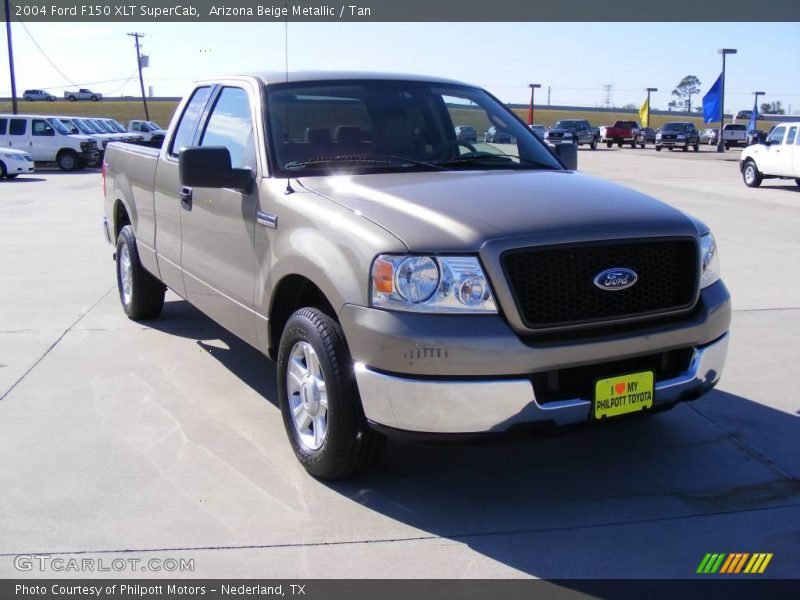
[207,71,477,87]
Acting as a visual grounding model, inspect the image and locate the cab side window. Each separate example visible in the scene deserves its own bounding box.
[168,86,213,158]
[199,87,256,170]
[786,126,797,145]
[0,118,7,135]
[9,119,27,136]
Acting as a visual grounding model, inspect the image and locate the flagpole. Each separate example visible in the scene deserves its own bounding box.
[717,48,737,152]
[646,87,657,128]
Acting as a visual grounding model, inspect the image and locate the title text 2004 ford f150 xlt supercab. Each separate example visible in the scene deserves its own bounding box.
[103,73,731,480]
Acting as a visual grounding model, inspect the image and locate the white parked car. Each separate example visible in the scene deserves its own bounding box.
[0,113,99,171]
[0,147,35,178]
[740,122,800,187]
[128,120,167,142]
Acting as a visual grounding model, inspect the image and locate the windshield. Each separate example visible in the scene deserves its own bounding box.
[266,80,562,176]
[144,121,162,130]
[108,119,127,133]
[47,118,72,135]
[91,119,114,133]
[553,120,582,129]
[663,123,688,132]
[75,119,102,134]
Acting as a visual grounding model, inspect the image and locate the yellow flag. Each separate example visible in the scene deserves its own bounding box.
[639,97,649,127]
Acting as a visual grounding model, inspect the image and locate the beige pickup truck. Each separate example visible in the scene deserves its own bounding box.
[103,72,731,479]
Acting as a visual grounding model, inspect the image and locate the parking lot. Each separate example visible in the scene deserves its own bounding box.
[0,148,798,579]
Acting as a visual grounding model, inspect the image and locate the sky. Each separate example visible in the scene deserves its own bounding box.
[2,22,799,113]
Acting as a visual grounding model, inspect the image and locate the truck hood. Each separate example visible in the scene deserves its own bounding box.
[298,170,698,252]
[547,128,576,135]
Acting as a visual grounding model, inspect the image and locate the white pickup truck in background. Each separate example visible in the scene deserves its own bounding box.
[740,122,800,187]
[64,88,102,101]
[722,123,747,149]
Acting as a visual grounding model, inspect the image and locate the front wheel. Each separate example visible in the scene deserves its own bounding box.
[57,150,79,172]
[116,225,166,319]
[590,138,597,150]
[655,146,662,151]
[606,141,612,148]
[693,144,699,152]
[278,308,385,480]
[742,161,762,188]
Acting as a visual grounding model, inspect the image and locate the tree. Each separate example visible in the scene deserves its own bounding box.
[760,101,785,115]
[671,75,702,112]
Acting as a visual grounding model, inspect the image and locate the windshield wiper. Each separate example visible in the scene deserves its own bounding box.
[285,154,446,171]
[431,153,559,170]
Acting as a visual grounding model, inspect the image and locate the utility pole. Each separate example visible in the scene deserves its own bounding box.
[4,0,18,113]
[127,32,149,120]
[547,86,551,106]
[527,83,541,125]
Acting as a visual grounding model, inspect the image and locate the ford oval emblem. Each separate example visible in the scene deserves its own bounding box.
[593,267,638,291]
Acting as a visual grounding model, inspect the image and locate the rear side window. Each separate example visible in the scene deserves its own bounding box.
[199,87,256,170]
[169,86,212,157]
[786,126,797,145]
[0,118,7,135]
[9,119,27,135]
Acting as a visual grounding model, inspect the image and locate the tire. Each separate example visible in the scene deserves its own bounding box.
[277,307,385,480]
[0,161,5,178]
[606,142,612,148]
[91,96,99,101]
[47,96,55,102]
[682,146,688,152]
[23,96,31,101]
[655,146,662,152]
[725,143,730,150]
[590,138,597,150]
[57,150,80,172]
[742,160,762,188]
[68,95,76,102]
[631,139,636,148]
[693,144,699,152]
[668,147,674,151]
[617,142,622,148]
[115,225,166,319]
[6,174,18,179]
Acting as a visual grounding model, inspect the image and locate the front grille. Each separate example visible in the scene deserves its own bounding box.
[502,239,699,329]
[532,347,695,404]
[663,135,676,140]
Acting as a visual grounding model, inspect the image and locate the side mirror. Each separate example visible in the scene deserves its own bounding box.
[179,146,252,191]
[554,142,578,170]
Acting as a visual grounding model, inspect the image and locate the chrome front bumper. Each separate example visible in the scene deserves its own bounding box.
[355,333,729,434]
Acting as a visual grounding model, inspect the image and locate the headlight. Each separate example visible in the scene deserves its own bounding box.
[700,233,720,288]
[80,142,88,151]
[371,255,497,313]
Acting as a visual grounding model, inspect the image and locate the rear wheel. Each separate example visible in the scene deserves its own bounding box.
[590,138,597,150]
[116,225,166,319]
[742,160,762,188]
[606,141,612,148]
[655,146,662,152]
[277,308,385,480]
[0,161,6,178]
[693,144,699,152]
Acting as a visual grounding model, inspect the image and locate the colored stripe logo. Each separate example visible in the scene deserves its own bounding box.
[697,553,773,574]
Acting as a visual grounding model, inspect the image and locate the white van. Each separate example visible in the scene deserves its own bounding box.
[0,114,99,171]
[740,122,800,187]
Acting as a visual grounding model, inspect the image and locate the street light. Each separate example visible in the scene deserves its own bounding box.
[717,48,737,152]
[645,87,658,128]
[528,83,541,125]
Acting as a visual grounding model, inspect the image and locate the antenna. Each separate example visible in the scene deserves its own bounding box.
[284,4,294,194]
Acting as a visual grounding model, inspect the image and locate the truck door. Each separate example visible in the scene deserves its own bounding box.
[179,85,259,347]
[7,118,30,154]
[794,127,800,177]
[761,126,786,175]
[31,118,59,161]
[780,125,797,177]
[153,85,214,298]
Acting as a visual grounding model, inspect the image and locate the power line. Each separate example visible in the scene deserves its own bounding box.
[18,22,77,87]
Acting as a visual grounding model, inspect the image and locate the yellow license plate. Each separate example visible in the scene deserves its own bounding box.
[594,371,654,419]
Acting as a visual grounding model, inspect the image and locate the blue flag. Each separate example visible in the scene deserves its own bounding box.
[747,97,759,133]
[703,74,723,124]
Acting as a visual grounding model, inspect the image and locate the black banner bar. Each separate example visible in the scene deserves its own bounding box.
[2,579,799,600]
[1,0,799,22]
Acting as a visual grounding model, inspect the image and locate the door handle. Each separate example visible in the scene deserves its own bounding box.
[180,186,193,210]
